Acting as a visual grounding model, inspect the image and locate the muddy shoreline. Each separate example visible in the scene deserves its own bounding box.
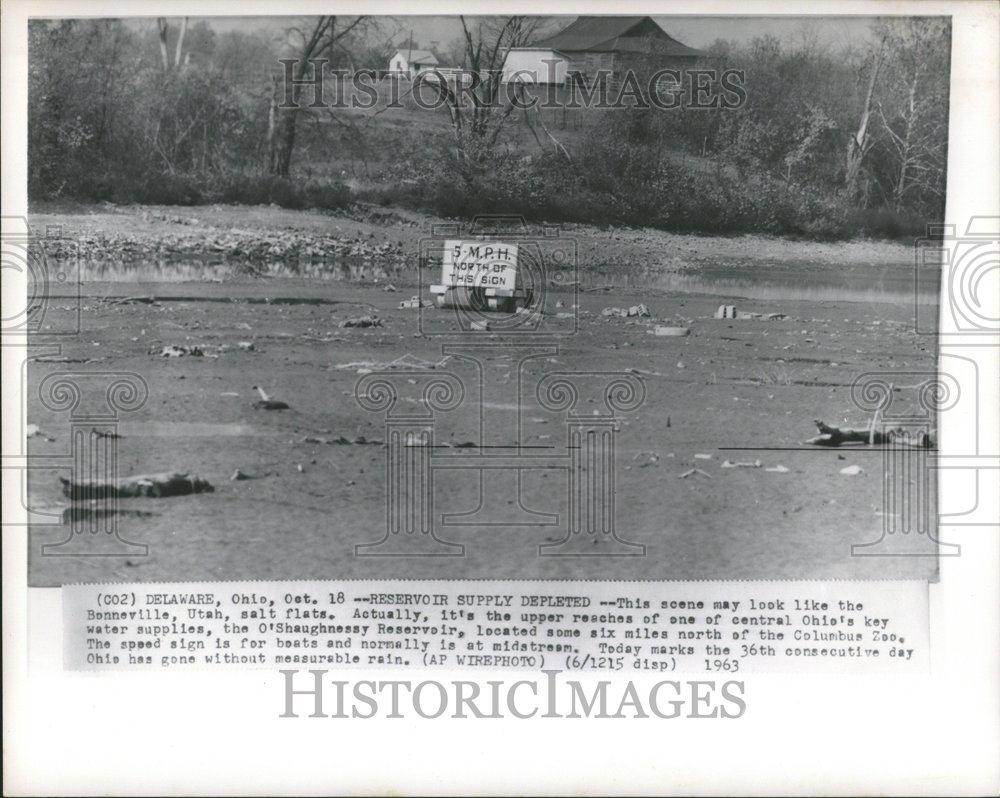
[26,206,939,585]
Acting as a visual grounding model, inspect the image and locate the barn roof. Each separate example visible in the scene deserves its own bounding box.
[395,49,439,64]
[532,16,703,57]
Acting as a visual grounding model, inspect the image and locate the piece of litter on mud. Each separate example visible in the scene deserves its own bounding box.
[399,296,431,309]
[220,392,239,397]
[840,465,864,475]
[530,417,547,423]
[650,326,689,337]
[721,459,762,469]
[238,341,255,351]
[556,312,574,319]
[714,304,786,321]
[60,471,213,499]
[339,315,382,328]
[336,354,451,373]
[230,469,255,481]
[296,463,305,473]
[404,433,430,447]
[234,322,252,330]
[470,321,490,331]
[765,464,790,473]
[92,428,122,439]
[252,385,289,410]
[31,355,94,364]
[601,304,650,318]
[694,453,712,460]
[105,295,161,306]
[383,284,398,292]
[678,467,712,479]
[302,434,381,446]
[155,344,204,358]
[26,424,55,442]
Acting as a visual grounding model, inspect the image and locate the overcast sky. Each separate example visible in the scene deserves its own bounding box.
[147,14,879,52]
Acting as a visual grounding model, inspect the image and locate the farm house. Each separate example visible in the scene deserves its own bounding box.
[504,15,703,86]
[388,48,440,78]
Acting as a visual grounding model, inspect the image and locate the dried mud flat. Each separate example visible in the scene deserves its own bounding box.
[25,206,939,585]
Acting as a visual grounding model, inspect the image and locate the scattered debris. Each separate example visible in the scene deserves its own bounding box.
[26,424,55,442]
[650,326,689,337]
[721,459,762,469]
[765,464,790,473]
[301,434,383,446]
[336,354,451,372]
[92,428,122,439]
[30,355,94,364]
[237,341,256,351]
[470,320,490,331]
[339,315,382,328]
[230,469,255,481]
[808,419,934,448]
[154,344,204,358]
[60,471,213,499]
[694,453,713,460]
[678,467,712,479]
[383,284,398,292]
[602,304,650,318]
[252,385,289,410]
[715,305,787,321]
[399,296,432,309]
[839,465,864,476]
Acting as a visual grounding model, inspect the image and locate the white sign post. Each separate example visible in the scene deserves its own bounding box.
[441,240,519,293]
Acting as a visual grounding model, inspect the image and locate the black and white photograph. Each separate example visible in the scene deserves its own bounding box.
[19,11,965,586]
[4,2,999,796]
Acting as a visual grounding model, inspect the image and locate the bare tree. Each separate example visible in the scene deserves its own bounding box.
[268,15,368,177]
[155,17,189,70]
[874,19,949,209]
[844,33,886,199]
[415,15,550,179]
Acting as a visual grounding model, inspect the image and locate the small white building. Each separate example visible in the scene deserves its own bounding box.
[388,49,440,78]
[501,47,569,85]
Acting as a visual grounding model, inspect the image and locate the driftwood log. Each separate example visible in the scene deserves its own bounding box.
[60,471,214,500]
[807,420,935,448]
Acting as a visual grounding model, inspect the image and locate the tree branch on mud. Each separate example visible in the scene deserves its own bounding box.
[807,419,934,448]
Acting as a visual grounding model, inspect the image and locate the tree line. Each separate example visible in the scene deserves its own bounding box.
[28,16,949,239]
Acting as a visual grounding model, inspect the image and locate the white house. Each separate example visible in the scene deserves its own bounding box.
[501,47,569,85]
[388,49,440,78]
